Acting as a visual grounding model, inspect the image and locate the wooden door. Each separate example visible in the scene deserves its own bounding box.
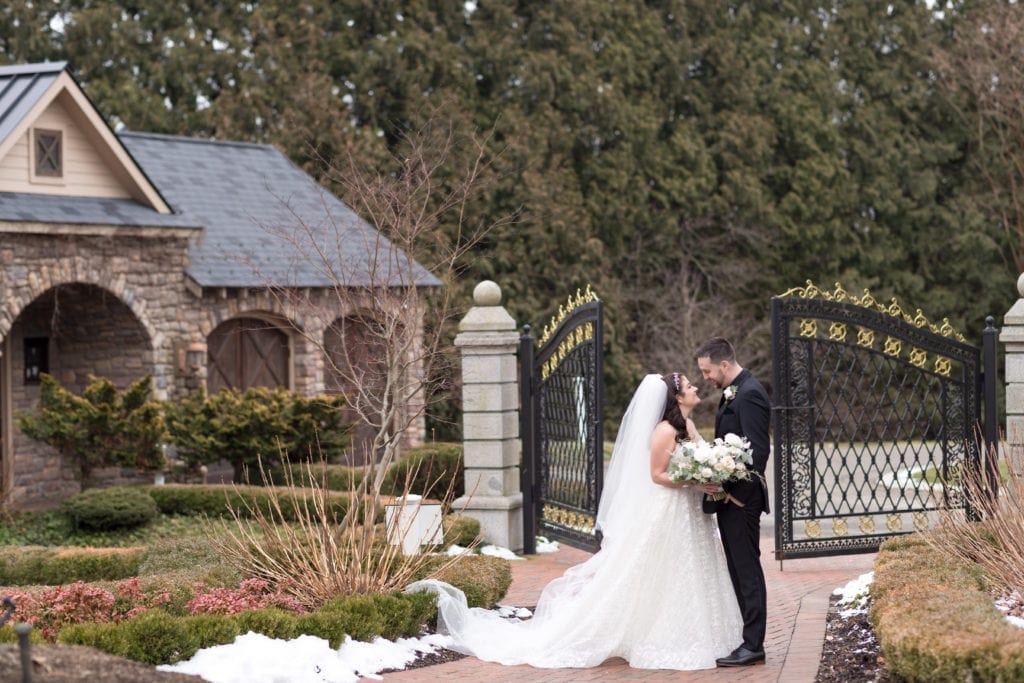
[207,318,289,392]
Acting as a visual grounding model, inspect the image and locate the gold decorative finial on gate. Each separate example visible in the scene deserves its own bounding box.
[776,280,967,343]
[538,285,599,347]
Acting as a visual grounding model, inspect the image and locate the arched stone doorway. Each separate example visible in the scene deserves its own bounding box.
[324,315,387,465]
[2,283,152,506]
[207,317,291,392]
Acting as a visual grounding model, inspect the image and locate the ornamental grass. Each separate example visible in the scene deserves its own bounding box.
[207,453,477,609]
[928,448,1024,593]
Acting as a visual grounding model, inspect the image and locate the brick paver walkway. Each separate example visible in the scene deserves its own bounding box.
[384,521,875,682]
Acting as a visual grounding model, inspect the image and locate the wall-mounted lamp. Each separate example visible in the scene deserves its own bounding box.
[176,341,207,375]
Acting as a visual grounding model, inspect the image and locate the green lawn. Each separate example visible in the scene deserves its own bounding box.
[916,460,1010,486]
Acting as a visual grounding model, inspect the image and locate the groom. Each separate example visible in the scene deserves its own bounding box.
[695,337,770,667]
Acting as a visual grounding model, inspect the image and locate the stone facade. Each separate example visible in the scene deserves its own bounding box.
[0,228,425,508]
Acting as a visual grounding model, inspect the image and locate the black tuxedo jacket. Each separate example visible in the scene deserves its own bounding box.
[714,368,770,514]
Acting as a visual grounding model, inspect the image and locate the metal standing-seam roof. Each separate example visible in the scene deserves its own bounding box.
[0,61,65,147]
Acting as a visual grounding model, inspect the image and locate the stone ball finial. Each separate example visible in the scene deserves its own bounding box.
[473,280,502,307]
[1018,272,1024,298]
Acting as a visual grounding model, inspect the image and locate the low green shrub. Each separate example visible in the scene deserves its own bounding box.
[60,611,240,665]
[265,462,366,491]
[411,554,512,609]
[0,625,45,645]
[442,515,480,547]
[118,611,203,665]
[61,487,159,531]
[231,608,299,640]
[46,551,508,666]
[164,387,349,482]
[143,484,351,522]
[293,611,349,649]
[872,533,1024,682]
[58,621,126,656]
[382,443,463,502]
[16,374,165,488]
[0,546,144,585]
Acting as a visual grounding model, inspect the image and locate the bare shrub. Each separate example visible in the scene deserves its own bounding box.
[929,448,1024,593]
[208,453,477,608]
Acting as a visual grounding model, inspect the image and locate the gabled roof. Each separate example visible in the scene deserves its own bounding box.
[119,132,441,289]
[0,61,440,290]
[0,61,171,213]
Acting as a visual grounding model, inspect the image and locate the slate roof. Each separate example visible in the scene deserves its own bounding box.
[0,61,440,289]
[119,132,441,288]
[0,191,200,228]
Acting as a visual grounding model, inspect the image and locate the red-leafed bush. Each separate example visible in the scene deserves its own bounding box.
[184,578,306,616]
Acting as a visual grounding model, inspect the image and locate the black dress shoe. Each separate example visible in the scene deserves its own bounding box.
[716,646,765,667]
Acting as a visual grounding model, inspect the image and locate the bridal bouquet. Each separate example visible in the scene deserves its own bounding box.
[667,433,755,496]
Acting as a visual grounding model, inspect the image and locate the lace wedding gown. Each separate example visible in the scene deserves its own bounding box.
[409,375,743,670]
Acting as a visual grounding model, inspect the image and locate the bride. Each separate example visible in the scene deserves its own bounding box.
[407,373,743,670]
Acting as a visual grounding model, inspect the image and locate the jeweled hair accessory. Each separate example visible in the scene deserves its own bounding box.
[672,372,681,392]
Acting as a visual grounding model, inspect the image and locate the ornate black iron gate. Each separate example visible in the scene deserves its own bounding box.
[772,282,997,560]
[520,288,604,554]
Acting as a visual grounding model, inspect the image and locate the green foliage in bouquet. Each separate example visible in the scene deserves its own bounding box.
[164,387,349,483]
[16,374,165,488]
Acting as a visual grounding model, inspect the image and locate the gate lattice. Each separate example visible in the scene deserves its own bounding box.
[771,282,997,560]
[520,288,604,554]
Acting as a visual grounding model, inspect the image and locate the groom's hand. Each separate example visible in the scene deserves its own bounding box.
[696,483,722,495]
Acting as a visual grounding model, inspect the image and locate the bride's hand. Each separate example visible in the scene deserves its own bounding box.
[696,482,722,495]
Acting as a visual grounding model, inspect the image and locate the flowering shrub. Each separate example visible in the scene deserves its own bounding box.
[5,578,170,640]
[185,579,306,616]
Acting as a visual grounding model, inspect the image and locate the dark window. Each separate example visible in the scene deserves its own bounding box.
[34,129,62,177]
[24,337,48,384]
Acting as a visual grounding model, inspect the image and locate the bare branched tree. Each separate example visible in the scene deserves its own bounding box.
[252,116,512,541]
[627,216,773,429]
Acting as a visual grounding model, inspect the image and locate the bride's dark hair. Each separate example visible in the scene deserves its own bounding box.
[661,372,688,440]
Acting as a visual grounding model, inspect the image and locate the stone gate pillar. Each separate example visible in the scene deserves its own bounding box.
[1001,273,1024,472]
[452,280,523,551]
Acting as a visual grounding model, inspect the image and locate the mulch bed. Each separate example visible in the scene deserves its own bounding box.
[816,595,901,682]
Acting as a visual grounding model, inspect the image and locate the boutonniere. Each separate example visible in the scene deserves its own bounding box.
[723,386,738,403]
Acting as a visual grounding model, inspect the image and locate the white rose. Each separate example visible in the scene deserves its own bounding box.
[721,456,736,470]
[700,467,714,480]
[724,433,745,448]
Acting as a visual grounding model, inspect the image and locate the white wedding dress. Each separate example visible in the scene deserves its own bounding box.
[408,375,742,670]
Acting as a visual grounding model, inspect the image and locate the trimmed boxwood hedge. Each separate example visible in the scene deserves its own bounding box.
[58,588,438,664]
[61,487,159,531]
[143,484,352,522]
[0,546,145,585]
[265,463,366,491]
[382,442,464,502]
[872,533,1024,682]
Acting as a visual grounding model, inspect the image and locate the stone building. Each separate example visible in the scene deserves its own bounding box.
[0,62,436,507]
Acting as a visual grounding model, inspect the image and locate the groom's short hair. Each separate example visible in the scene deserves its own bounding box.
[695,337,736,364]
